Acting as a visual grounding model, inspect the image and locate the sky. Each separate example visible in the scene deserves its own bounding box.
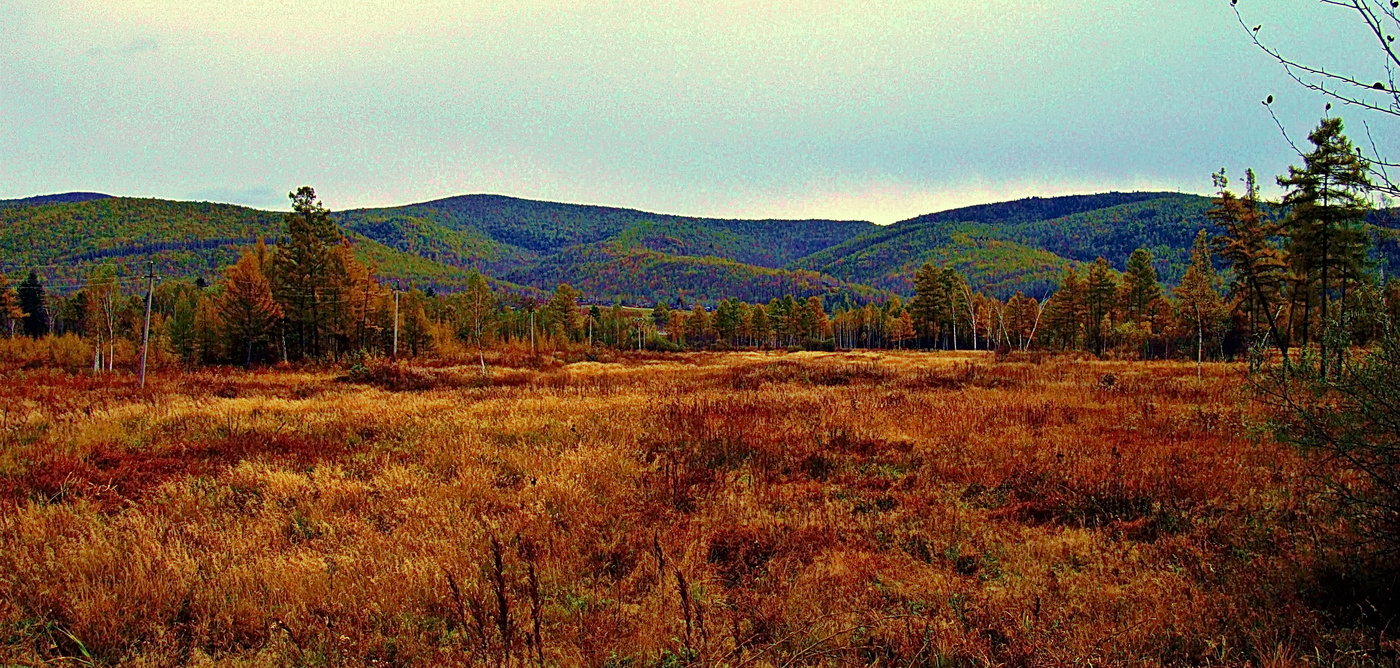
[0,0,1392,223]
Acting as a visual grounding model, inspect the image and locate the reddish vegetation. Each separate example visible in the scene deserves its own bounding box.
[0,352,1392,666]
[0,431,349,510]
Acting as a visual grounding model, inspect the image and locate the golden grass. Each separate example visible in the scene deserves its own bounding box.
[0,352,1387,666]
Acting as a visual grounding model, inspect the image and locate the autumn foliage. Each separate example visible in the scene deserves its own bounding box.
[0,352,1392,665]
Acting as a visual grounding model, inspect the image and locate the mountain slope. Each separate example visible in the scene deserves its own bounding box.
[338,194,875,270]
[793,192,1225,295]
[0,192,112,208]
[0,197,483,292]
[9,190,1400,306]
[502,242,887,306]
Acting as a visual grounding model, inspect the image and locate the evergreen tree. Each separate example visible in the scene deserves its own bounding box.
[1121,248,1161,320]
[1211,168,1291,359]
[1277,117,1372,375]
[1044,266,1086,350]
[216,240,284,367]
[910,262,943,347]
[651,300,671,335]
[16,272,49,338]
[273,186,345,359]
[1174,230,1227,379]
[168,292,200,365]
[544,283,583,342]
[1085,257,1118,355]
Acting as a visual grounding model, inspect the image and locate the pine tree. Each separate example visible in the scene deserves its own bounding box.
[1044,266,1086,350]
[1277,118,1372,375]
[217,239,284,367]
[1211,168,1291,360]
[273,186,345,359]
[1174,230,1227,379]
[1122,248,1161,320]
[545,283,583,342]
[16,272,49,338]
[910,262,944,347]
[1085,257,1118,355]
[651,300,671,335]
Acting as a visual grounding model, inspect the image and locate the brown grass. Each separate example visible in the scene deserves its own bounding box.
[0,351,1389,666]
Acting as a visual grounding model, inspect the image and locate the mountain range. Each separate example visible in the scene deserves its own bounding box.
[4,190,1399,304]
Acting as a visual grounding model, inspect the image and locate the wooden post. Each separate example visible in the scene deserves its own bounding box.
[392,290,401,359]
[139,262,155,388]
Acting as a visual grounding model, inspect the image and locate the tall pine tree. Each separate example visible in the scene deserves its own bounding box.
[1278,118,1372,374]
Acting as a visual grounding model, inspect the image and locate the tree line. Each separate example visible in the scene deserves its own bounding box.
[2,120,1398,368]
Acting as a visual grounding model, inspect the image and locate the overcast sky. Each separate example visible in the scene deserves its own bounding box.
[0,0,1390,223]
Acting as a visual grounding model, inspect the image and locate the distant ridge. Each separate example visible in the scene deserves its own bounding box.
[4,189,1397,301]
[0,192,112,208]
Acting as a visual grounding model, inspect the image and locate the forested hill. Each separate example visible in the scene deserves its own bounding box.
[6,190,1398,304]
[0,192,112,208]
[336,194,876,271]
[0,194,886,305]
[0,197,483,292]
[794,191,1378,297]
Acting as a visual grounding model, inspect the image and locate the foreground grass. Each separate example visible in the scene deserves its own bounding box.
[0,352,1388,666]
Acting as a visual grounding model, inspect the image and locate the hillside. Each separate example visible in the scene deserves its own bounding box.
[7,190,1400,304]
[0,195,879,304]
[504,242,887,306]
[0,197,482,292]
[0,192,112,208]
[337,194,875,270]
[791,192,1221,296]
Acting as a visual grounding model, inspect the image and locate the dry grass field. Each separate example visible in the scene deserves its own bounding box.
[0,351,1389,666]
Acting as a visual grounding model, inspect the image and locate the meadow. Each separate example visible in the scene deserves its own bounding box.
[0,350,1389,666]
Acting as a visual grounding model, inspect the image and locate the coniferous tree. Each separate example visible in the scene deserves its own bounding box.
[399,289,433,357]
[1174,230,1227,379]
[168,292,201,366]
[216,240,283,367]
[1120,248,1162,357]
[910,262,943,347]
[1211,168,1291,360]
[651,301,671,336]
[16,272,49,338]
[1277,118,1372,375]
[1121,248,1161,321]
[1043,266,1085,350]
[804,296,829,342]
[544,283,583,342]
[273,186,344,359]
[1085,257,1118,355]
[749,303,771,348]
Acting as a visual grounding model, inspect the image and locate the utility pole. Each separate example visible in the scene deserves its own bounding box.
[139,262,155,388]
[392,289,401,359]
